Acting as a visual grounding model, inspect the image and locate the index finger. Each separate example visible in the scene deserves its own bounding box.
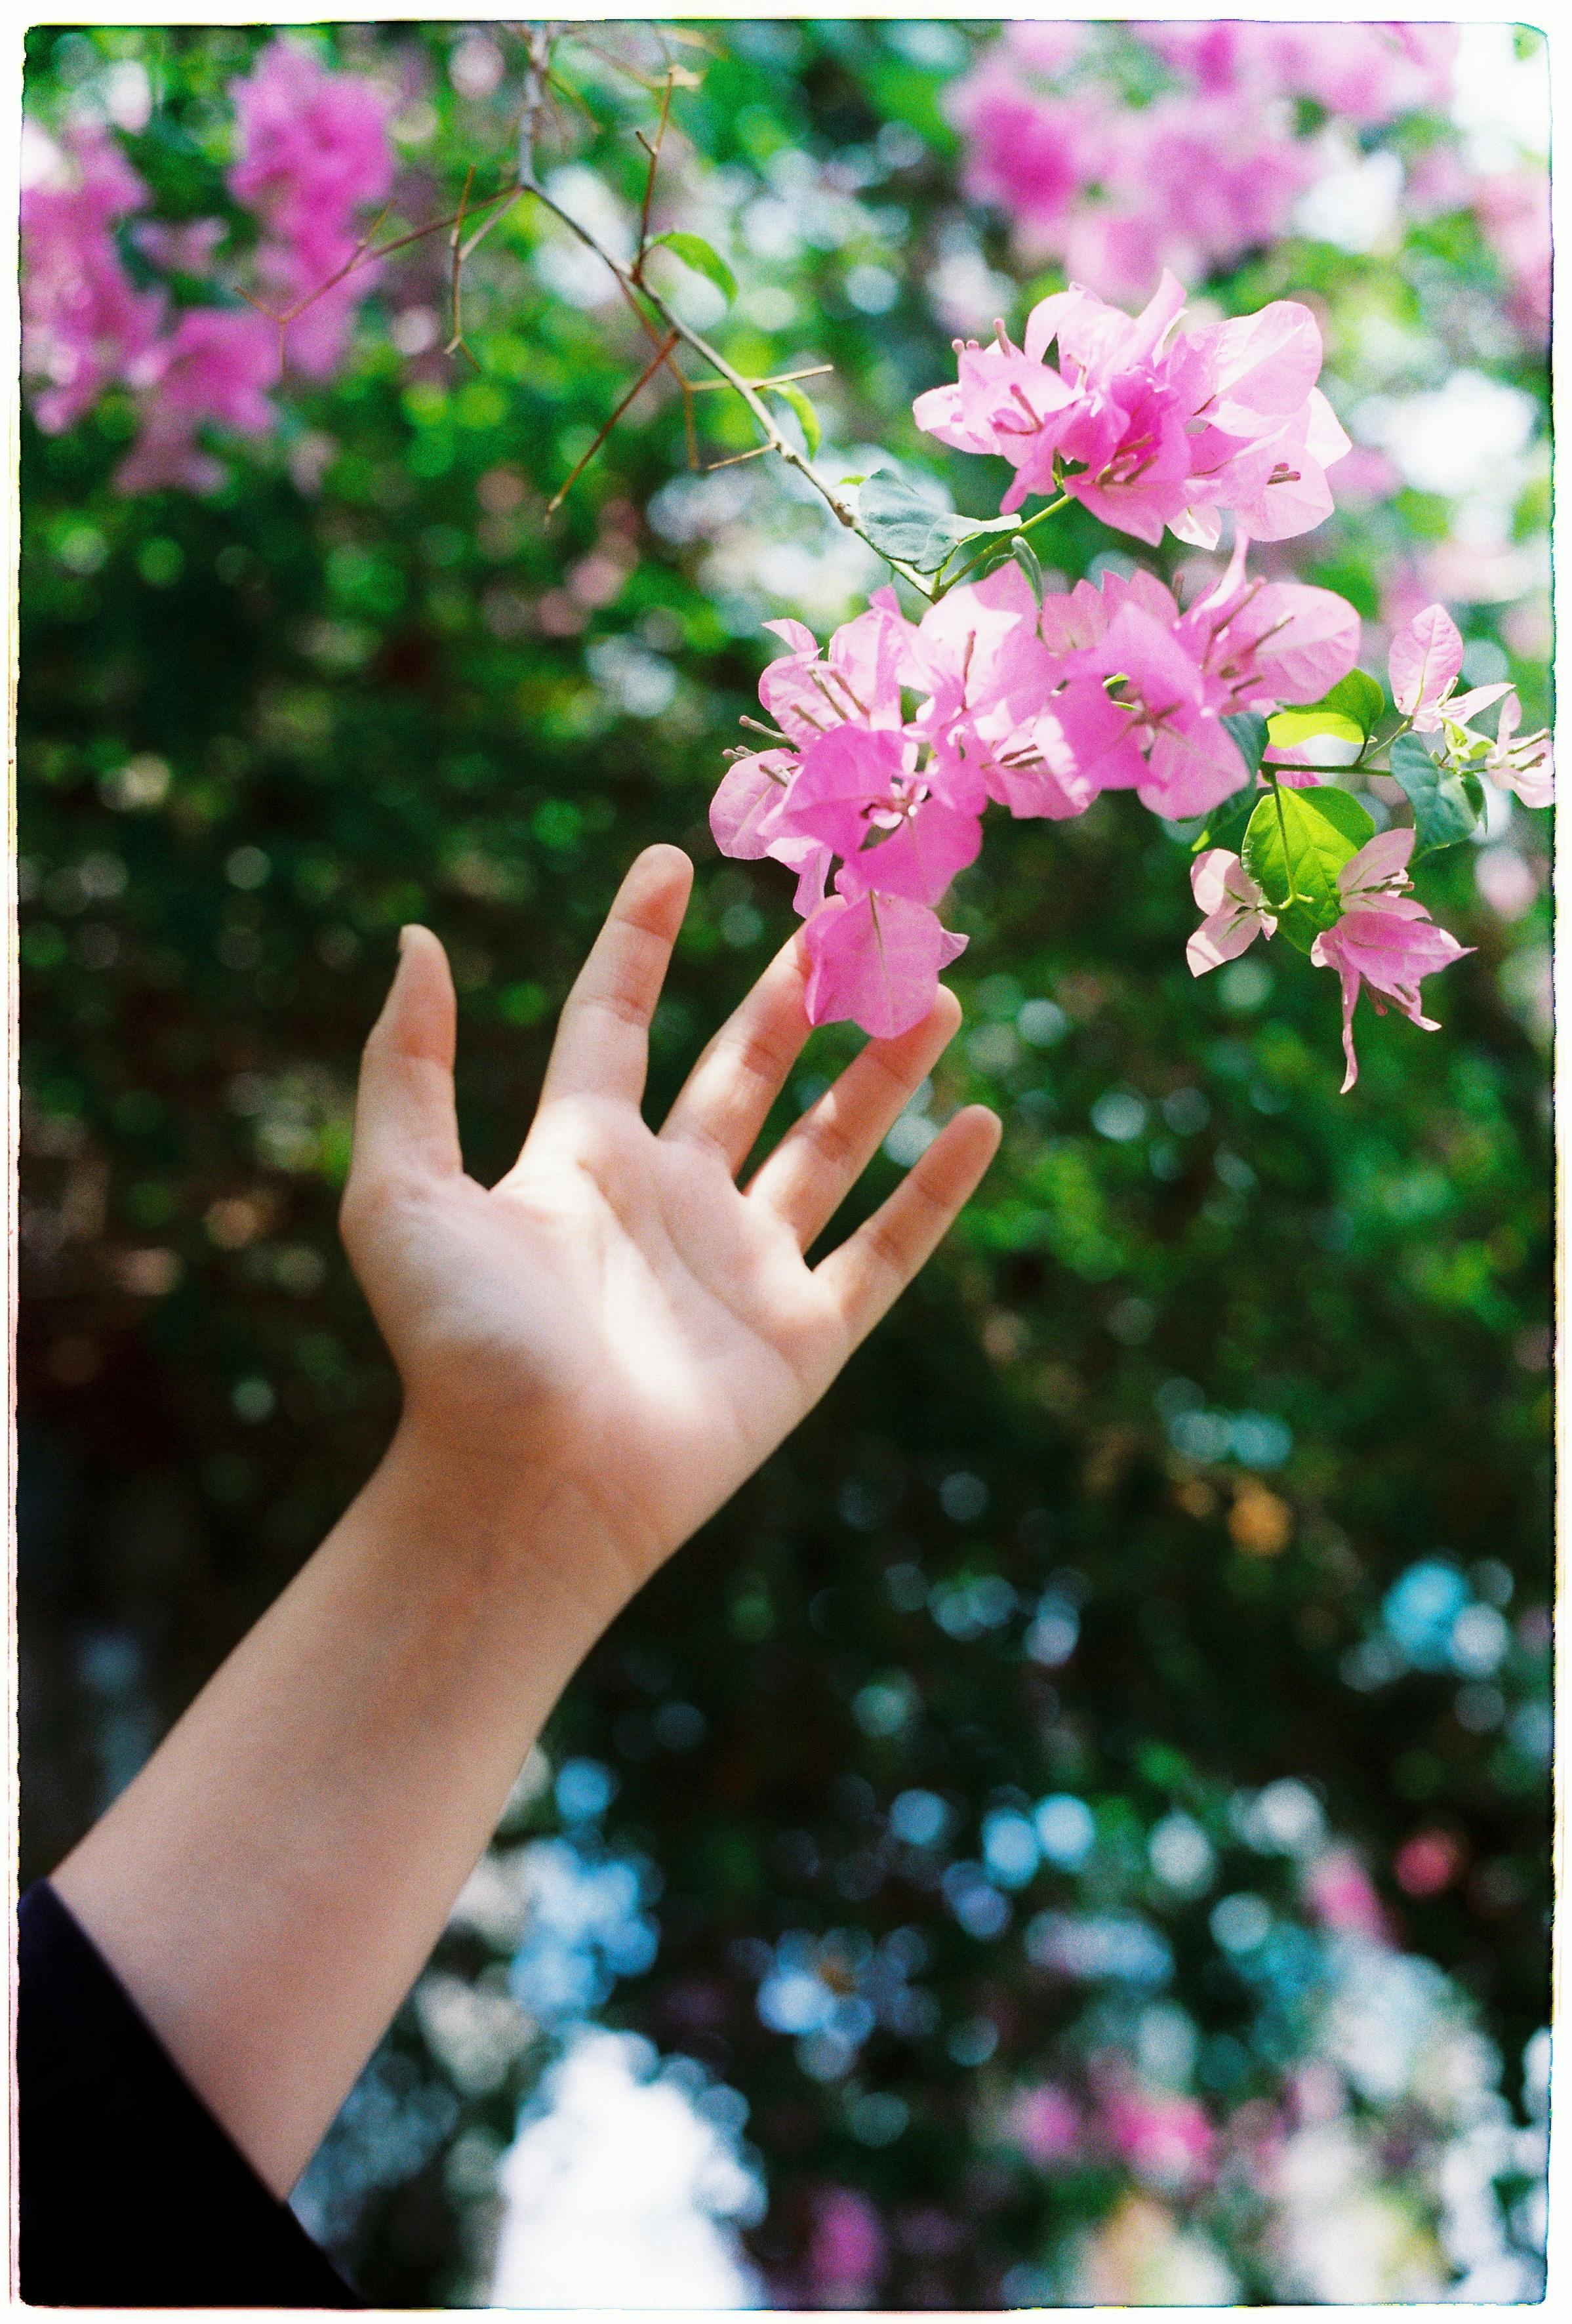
[538,846,693,1111]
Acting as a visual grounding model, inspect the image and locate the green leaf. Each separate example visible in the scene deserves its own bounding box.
[1220,712,1269,780]
[647,230,736,303]
[766,382,820,456]
[1322,668,1386,736]
[1388,730,1481,855]
[1011,537,1045,606]
[1241,782,1377,952]
[857,470,1015,575]
[1194,781,1261,861]
[1267,705,1366,756]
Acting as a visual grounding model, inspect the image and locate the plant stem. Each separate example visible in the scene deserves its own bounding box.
[519,174,938,600]
[933,489,1074,598]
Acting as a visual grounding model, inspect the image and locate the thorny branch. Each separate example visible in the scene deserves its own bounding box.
[239,22,943,598]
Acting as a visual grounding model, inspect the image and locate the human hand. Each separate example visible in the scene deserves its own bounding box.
[340,846,999,1601]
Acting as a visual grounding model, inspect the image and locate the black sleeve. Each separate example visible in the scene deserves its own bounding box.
[16,1879,364,2307]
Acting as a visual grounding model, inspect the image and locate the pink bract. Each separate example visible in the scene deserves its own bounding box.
[228,37,394,378]
[1187,850,1276,975]
[801,886,969,1041]
[20,123,168,434]
[1388,601,1463,727]
[1309,829,1473,1092]
[808,2188,886,2302]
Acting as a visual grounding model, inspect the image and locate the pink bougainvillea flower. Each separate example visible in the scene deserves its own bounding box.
[772,725,984,905]
[1300,1844,1391,1942]
[1102,2085,1217,2191]
[808,2188,886,2305]
[903,563,1112,811]
[708,748,833,915]
[1179,529,1361,710]
[1186,849,1276,974]
[915,273,1347,549]
[1010,2083,1083,2169]
[228,37,394,378]
[20,122,167,433]
[1483,693,1554,809]
[801,882,969,1040]
[757,593,912,744]
[1388,601,1463,727]
[1309,828,1472,1091]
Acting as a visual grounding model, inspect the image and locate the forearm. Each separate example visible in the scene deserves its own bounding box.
[51,1422,632,2198]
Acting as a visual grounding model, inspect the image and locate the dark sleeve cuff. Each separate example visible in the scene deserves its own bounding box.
[17,1879,363,2307]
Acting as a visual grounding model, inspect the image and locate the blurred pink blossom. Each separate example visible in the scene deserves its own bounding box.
[950,59,1104,249]
[228,37,395,377]
[1135,20,1457,124]
[954,22,1459,298]
[20,123,167,432]
[808,2186,887,2304]
[1302,1845,1391,1941]
[1011,2081,1083,2167]
[115,308,282,494]
[1474,167,1551,342]
[1102,2085,1217,2191]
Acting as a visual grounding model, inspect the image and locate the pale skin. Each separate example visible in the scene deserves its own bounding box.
[52,844,1001,2201]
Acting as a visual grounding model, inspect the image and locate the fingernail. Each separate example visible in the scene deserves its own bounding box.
[397,925,413,955]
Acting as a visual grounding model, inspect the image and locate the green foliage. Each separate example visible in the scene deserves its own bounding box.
[858,468,1015,573]
[645,230,738,304]
[1390,730,1485,855]
[1241,784,1377,950]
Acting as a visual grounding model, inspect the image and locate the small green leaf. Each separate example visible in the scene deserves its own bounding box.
[1241,781,1377,952]
[1011,537,1045,605]
[647,230,736,303]
[857,469,1015,574]
[766,382,820,455]
[1322,668,1386,736]
[1221,712,1269,780]
[1267,705,1366,756]
[1194,781,1260,860]
[1388,730,1481,855]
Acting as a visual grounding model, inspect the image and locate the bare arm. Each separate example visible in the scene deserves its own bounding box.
[52,845,999,2196]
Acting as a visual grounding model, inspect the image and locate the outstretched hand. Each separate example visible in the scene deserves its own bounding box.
[341,845,1000,1596]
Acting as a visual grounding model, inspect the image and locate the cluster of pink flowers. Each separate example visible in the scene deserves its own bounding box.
[21,39,391,493]
[710,535,1361,1042]
[1186,598,1549,1090]
[952,21,1457,302]
[712,277,1550,1084]
[913,271,1350,549]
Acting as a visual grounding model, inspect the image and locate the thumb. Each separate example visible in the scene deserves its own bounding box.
[346,925,462,1193]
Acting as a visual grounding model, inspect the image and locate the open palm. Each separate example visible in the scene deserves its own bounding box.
[340,846,1000,1593]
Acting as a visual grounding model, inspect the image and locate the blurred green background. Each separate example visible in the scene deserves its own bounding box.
[18,18,1551,2308]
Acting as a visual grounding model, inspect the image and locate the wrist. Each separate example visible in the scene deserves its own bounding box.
[371,1404,653,1632]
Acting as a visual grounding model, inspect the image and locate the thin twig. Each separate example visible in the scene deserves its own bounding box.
[445,164,475,357]
[688,365,834,392]
[704,444,775,471]
[547,330,680,512]
[635,73,674,266]
[519,171,934,596]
